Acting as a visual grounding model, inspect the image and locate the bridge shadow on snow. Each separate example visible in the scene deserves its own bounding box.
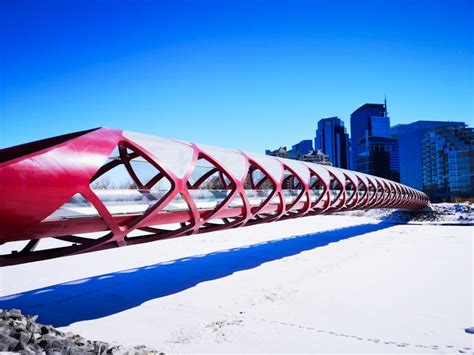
[0,222,392,327]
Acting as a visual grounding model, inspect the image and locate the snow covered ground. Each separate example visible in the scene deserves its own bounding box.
[335,203,474,225]
[1,204,473,353]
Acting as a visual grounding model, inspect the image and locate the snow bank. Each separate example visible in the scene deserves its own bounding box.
[1,209,472,353]
[336,202,473,225]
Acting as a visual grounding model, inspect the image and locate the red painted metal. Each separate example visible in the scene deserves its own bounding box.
[0,128,429,265]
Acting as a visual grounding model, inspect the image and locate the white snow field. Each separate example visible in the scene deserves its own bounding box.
[1,205,473,353]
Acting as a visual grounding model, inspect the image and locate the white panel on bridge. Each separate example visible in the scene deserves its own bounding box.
[124,131,194,179]
[246,153,284,183]
[197,144,247,181]
[279,158,311,184]
[322,165,346,185]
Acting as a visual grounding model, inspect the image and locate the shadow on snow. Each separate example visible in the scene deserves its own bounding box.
[0,222,392,327]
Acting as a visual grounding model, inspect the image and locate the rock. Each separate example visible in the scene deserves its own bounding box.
[13,340,34,353]
[70,348,92,354]
[13,328,31,343]
[465,327,474,334]
[0,333,19,351]
[40,325,50,335]
[28,342,44,353]
[93,341,109,353]
[27,322,41,334]
[41,333,71,349]
[12,318,27,329]
[9,309,22,320]
[52,339,70,349]
[0,324,10,336]
[46,351,63,355]
[64,331,75,339]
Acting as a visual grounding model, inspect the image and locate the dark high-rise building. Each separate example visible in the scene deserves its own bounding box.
[397,121,465,190]
[350,102,389,166]
[389,124,404,139]
[422,124,474,201]
[315,117,350,168]
[289,139,313,160]
[350,101,399,181]
[357,136,400,182]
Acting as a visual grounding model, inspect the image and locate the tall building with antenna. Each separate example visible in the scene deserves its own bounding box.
[350,99,400,181]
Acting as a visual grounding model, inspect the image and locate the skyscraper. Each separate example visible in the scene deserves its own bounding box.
[422,124,474,201]
[398,121,465,190]
[350,101,400,181]
[315,117,350,168]
[350,102,388,166]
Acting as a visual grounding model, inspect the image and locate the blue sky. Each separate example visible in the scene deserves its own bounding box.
[1,0,472,153]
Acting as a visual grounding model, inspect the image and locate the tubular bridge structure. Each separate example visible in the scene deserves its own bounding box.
[0,128,429,265]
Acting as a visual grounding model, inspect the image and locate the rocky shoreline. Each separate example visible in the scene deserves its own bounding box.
[0,309,161,354]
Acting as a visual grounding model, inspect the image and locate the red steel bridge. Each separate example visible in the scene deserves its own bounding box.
[0,128,429,265]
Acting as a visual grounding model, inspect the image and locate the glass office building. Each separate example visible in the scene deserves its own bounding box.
[350,102,399,181]
[356,136,400,182]
[422,125,474,201]
[315,117,350,168]
[350,104,388,164]
[398,121,465,190]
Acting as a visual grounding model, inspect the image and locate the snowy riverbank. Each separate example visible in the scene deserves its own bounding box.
[336,202,473,225]
[1,204,472,353]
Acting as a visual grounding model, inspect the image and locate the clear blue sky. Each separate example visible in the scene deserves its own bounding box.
[1,0,472,153]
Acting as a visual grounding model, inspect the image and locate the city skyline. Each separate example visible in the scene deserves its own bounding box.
[1,0,473,154]
[267,100,471,155]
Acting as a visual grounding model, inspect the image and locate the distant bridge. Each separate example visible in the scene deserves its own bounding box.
[0,128,428,265]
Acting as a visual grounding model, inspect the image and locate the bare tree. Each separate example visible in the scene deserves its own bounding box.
[91,176,112,189]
